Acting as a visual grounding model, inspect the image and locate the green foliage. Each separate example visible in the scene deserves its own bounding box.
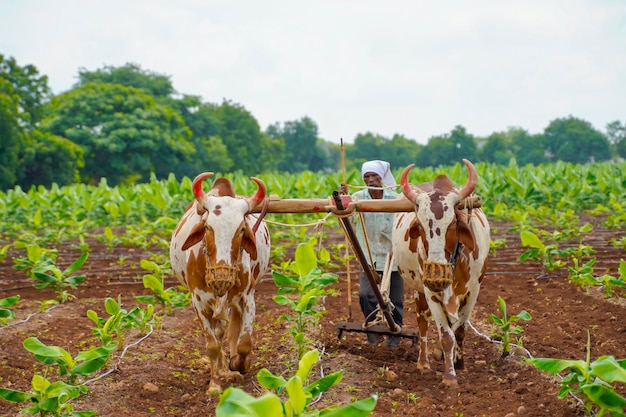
[528,332,626,417]
[23,336,116,385]
[30,252,89,303]
[217,349,377,417]
[42,82,194,185]
[0,294,20,325]
[518,230,567,276]
[134,259,190,315]
[489,296,531,356]
[272,242,338,359]
[0,374,95,417]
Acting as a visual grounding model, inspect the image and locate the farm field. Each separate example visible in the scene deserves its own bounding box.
[0,216,624,417]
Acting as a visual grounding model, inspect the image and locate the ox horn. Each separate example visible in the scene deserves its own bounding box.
[192,172,215,200]
[457,159,477,201]
[400,164,420,203]
[246,177,267,211]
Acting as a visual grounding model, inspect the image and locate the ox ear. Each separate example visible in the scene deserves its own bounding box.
[182,222,206,251]
[241,223,258,260]
[455,207,476,253]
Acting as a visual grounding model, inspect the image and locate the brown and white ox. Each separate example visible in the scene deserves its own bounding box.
[169,172,270,393]
[391,159,490,386]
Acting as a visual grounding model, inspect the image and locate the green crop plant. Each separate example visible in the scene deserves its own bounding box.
[528,332,626,417]
[216,349,377,417]
[519,230,569,277]
[29,252,89,303]
[0,373,95,417]
[22,336,117,385]
[272,241,338,360]
[87,296,131,347]
[134,259,190,315]
[0,295,20,325]
[12,242,59,277]
[488,296,531,356]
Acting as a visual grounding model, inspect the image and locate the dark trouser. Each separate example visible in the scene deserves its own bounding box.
[359,270,404,327]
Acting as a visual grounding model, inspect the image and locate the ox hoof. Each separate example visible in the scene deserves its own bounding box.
[416,362,431,373]
[229,355,251,374]
[440,377,459,388]
[221,370,244,382]
[206,380,223,395]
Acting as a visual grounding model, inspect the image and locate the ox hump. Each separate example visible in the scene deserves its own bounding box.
[432,175,456,194]
[208,178,236,198]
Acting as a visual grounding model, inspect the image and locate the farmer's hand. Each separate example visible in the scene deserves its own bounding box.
[339,183,348,195]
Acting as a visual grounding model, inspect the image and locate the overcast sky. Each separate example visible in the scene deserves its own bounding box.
[1,0,625,144]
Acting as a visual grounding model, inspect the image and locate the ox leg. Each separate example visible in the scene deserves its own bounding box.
[197,303,228,394]
[453,325,465,370]
[453,283,481,371]
[204,327,227,394]
[439,325,458,387]
[228,291,255,375]
[415,291,431,371]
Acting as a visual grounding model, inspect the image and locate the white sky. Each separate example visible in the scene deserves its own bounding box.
[1,0,625,144]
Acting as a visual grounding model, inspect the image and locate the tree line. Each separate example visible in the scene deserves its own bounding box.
[1,54,625,190]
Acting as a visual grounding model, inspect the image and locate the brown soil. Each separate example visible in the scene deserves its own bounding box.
[1,219,625,417]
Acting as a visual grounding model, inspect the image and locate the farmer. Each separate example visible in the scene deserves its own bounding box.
[340,160,404,347]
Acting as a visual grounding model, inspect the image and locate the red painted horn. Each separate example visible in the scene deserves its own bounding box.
[192,172,214,200]
[400,164,418,203]
[246,177,267,211]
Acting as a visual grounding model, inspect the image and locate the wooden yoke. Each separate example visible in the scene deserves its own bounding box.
[249,196,416,214]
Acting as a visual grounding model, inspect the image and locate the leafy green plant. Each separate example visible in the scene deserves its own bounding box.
[22,336,117,385]
[518,230,568,277]
[30,252,89,302]
[216,349,377,417]
[528,332,626,417]
[568,258,626,298]
[134,259,190,315]
[0,295,20,325]
[489,296,531,356]
[0,243,10,262]
[0,373,95,417]
[87,296,129,347]
[272,242,338,359]
[12,242,59,276]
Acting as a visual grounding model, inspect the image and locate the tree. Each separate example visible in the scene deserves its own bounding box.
[606,120,626,159]
[345,132,386,170]
[0,55,80,189]
[481,132,512,165]
[75,63,174,98]
[0,54,51,125]
[0,78,22,189]
[416,125,477,167]
[381,134,423,169]
[544,116,611,163]
[42,83,194,185]
[271,116,328,172]
[171,95,234,175]
[212,100,267,175]
[16,131,84,189]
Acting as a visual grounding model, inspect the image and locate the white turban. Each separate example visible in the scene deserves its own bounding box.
[361,160,396,188]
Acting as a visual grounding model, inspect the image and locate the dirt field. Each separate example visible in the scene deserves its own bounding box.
[1,218,625,417]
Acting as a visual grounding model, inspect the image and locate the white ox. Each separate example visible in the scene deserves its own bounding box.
[170,173,270,393]
[392,159,490,386]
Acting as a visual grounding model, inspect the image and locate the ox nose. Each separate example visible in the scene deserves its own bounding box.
[422,261,454,292]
